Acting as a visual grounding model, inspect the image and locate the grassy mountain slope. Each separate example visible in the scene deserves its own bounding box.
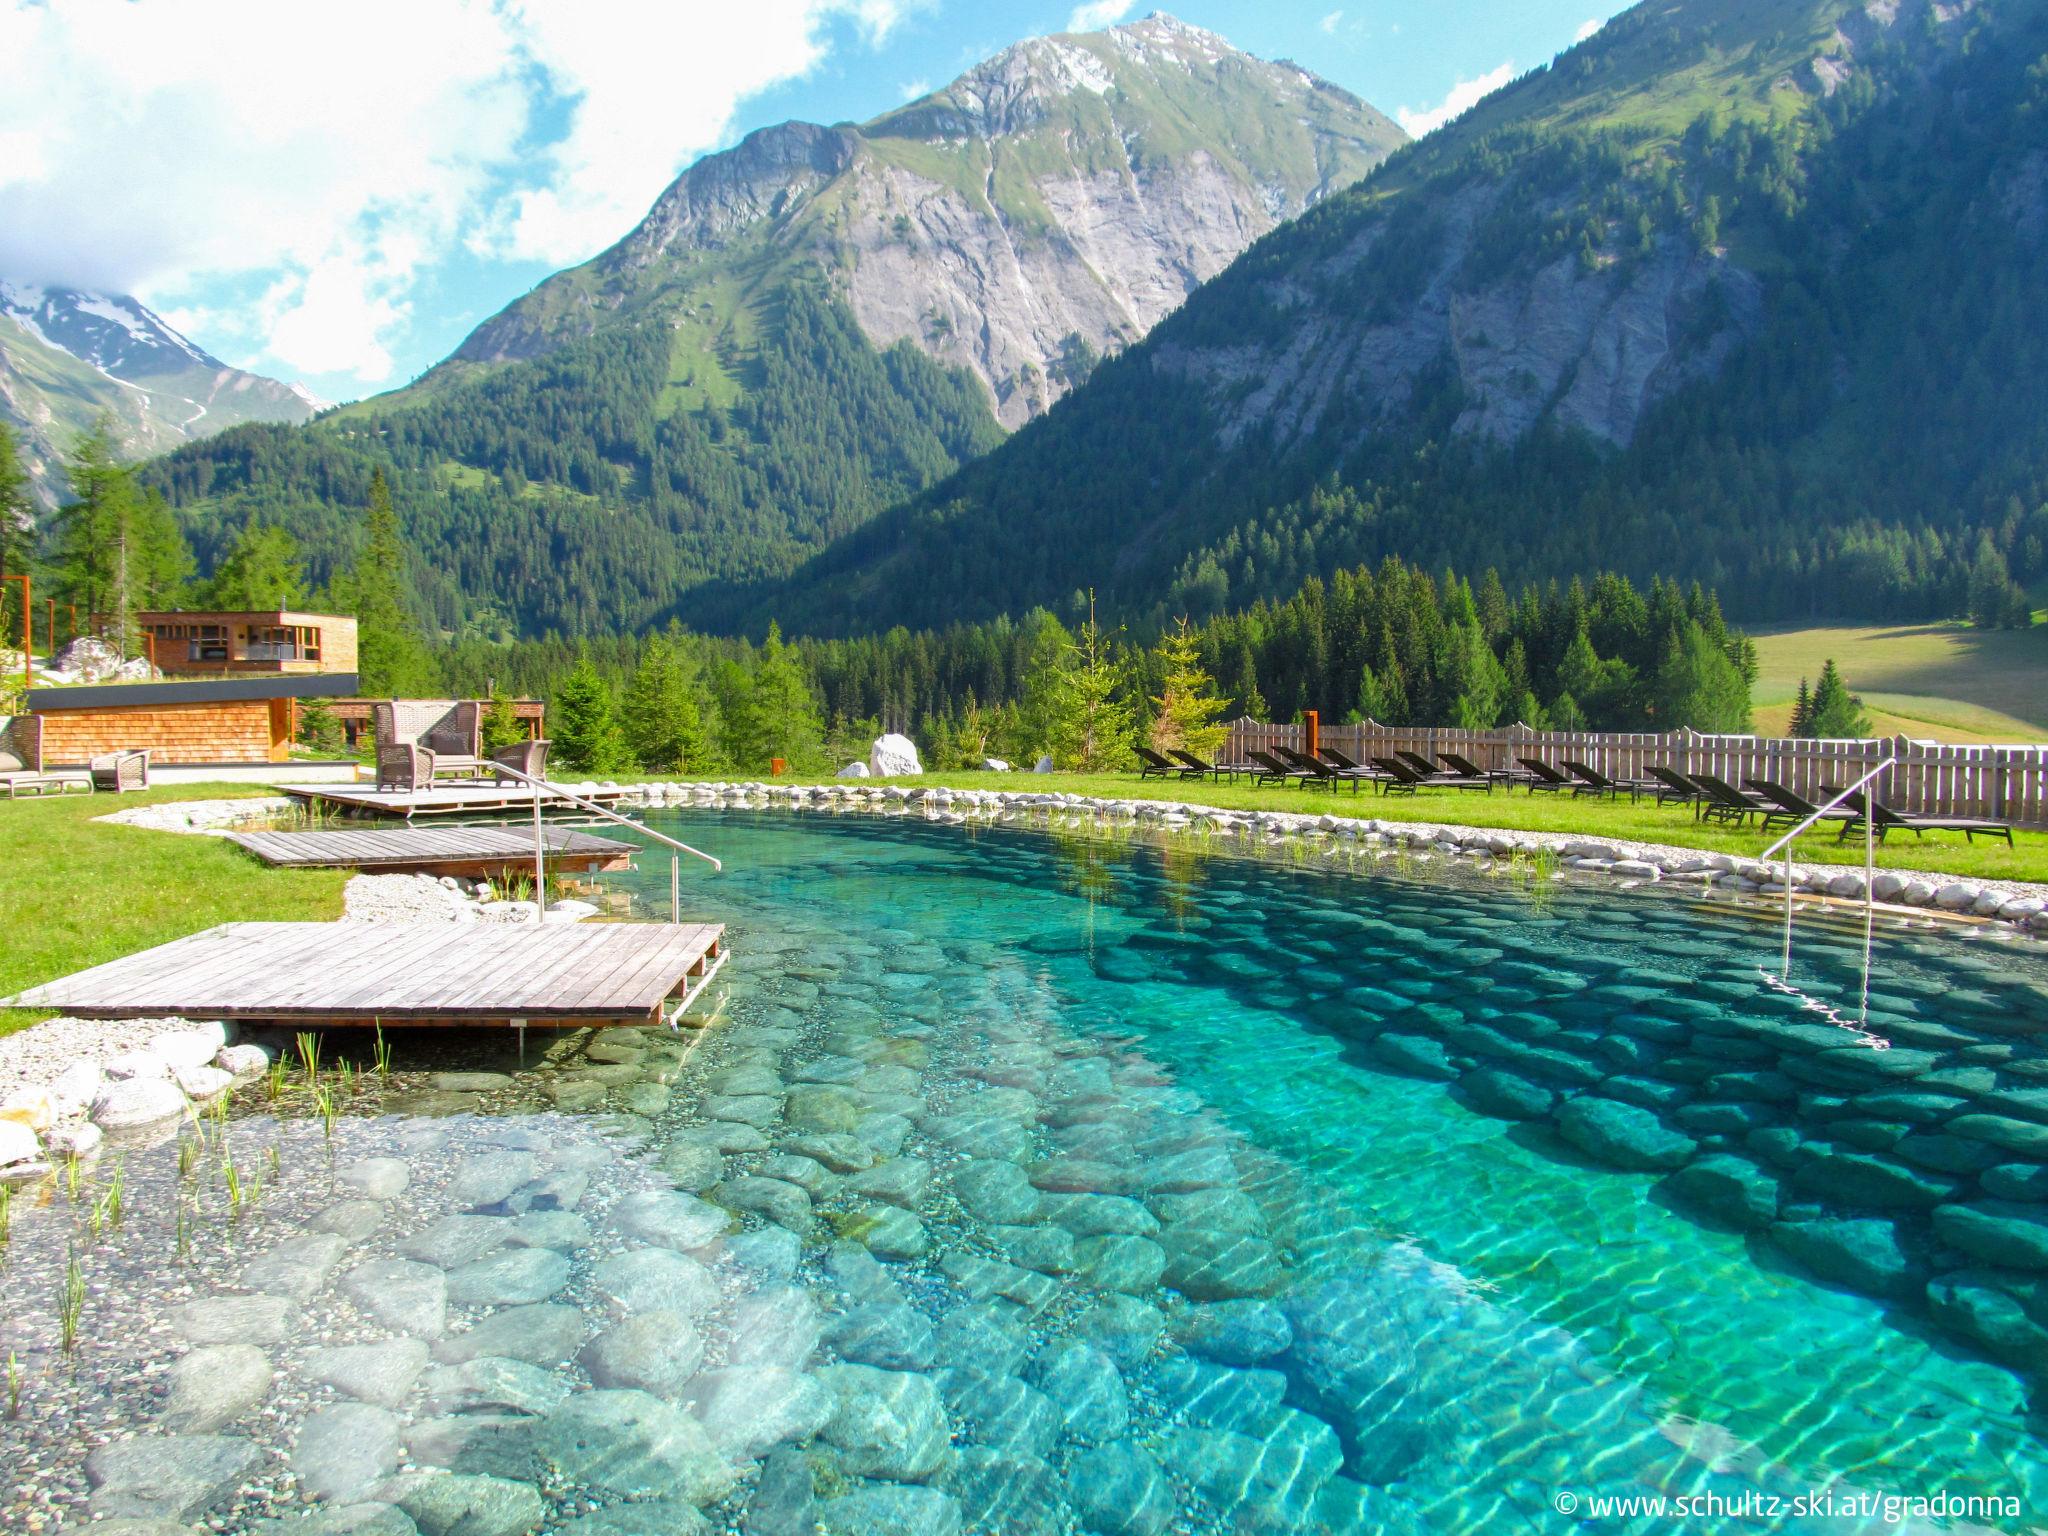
[149,15,1402,637]
[743,0,2048,636]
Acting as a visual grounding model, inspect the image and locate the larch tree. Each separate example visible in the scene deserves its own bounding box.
[343,469,434,694]
[204,520,308,609]
[1148,616,1230,757]
[1802,659,1872,738]
[550,652,630,773]
[623,628,714,773]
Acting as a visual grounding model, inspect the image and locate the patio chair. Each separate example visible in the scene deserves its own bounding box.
[0,715,89,799]
[1247,748,1315,788]
[373,699,485,792]
[1744,778,1859,835]
[1828,789,2014,846]
[489,738,552,781]
[1561,759,1653,802]
[1171,749,1249,783]
[90,748,150,794]
[1134,746,1181,780]
[1644,765,1710,814]
[1689,773,1774,827]
[1515,758,1575,795]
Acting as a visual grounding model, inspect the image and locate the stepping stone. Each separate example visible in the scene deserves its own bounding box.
[87,1434,264,1521]
[334,1158,411,1199]
[727,1287,823,1369]
[714,1175,812,1230]
[448,1152,539,1212]
[241,1232,350,1301]
[162,1344,272,1433]
[307,1200,387,1244]
[846,1157,930,1209]
[402,1216,512,1268]
[687,1366,836,1461]
[847,1204,927,1259]
[537,1391,735,1503]
[784,1133,879,1173]
[170,1293,295,1346]
[658,1141,725,1192]
[813,1365,952,1481]
[294,1403,402,1501]
[432,1304,587,1368]
[579,1311,706,1397]
[304,1339,430,1408]
[445,1247,570,1307]
[612,1190,731,1250]
[590,1249,719,1318]
[342,1259,447,1338]
[421,1356,571,1416]
[505,1211,592,1251]
[375,1472,542,1536]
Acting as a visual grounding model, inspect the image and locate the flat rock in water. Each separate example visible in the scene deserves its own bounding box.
[611,1190,730,1251]
[657,1141,724,1192]
[431,1072,515,1093]
[246,1504,419,1535]
[448,1152,538,1211]
[334,1158,412,1199]
[1032,1341,1128,1442]
[1170,1299,1295,1365]
[553,1499,711,1535]
[1064,1444,1175,1536]
[308,1199,388,1244]
[87,1434,264,1521]
[1158,1227,1282,1299]
[432,1303,588,1368]
[687,1366,836,1462]
[1555,1097,1698,1171]
[92,1078,188,1129]
[375,1472,541,1536]
[445,1247,571,1307]
[304,1339,430,1408]
[848,1204,928,1260]
[162,1344,272,1433]
[241,1232,351,1301]
[814,1364,952,1480]
[817,1485,962,1536]
[579,1311,705,1397]
[589,1249,719,1318]
[294,1403,403,1501]
[170,1293,296,1346]
[537,1390,736,1504]
[825,1303,937,1370]
[421,1356,571,1417]
[402,1215,512,1268]
[342,1258,448,1338]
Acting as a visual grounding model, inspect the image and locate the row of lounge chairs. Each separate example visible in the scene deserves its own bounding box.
[1132,743,2015,844]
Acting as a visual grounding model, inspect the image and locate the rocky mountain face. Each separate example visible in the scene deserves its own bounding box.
[451,13,1405,428]
[747,0,2029,634]
[0,282,315,503]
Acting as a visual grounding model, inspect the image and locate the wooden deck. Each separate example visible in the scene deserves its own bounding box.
[279,782,634,821]
[4,921,726,1030]
[228,825,638,878]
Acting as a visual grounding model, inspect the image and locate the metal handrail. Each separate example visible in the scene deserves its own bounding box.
[1757,756,1897,862]
[1755,755,1895,1031]
[489,762,718,923]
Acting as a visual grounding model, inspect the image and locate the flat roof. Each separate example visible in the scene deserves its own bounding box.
[28,673,361,712]
[136,610,354,625]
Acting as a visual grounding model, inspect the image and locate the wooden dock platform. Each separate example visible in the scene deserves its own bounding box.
[279,783,635,821]
[4,921,727,1030]
[228,826,638,879]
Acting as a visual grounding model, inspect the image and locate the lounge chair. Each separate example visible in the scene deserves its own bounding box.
[1134,746,1180,780]
[1247,748,1314,788]
[1689,773,1773,827]
[1515,758,1575,795]
[1373,756,1490,793]
[1744,779,1860,835]
[1439,751,1525,789]
[1829,789,2014,846]
[1171,749,1249,784]
[373,700,486,791]
[1315,746,1400,789]
[1644,765,1710,813]
[1276,746,1362,793]
[488,738,552,781]
[0,715,90,799]
[90,748,150,794]
[1392,747,1495,793]
[1561,759,1653,802]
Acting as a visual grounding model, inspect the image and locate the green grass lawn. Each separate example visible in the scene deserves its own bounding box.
[749,770,2048,883]
[0,787,347,1037]
[1750,623,2048,743]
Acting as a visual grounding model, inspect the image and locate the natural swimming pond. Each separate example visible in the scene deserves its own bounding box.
[4,806,2046,1534]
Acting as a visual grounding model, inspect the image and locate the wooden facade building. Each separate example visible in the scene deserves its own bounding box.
[136,610,358,677]
[28,674,361,766]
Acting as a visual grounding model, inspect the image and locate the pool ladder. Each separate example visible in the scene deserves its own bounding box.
[489,761,721,922]
[1753,756,1895,1042]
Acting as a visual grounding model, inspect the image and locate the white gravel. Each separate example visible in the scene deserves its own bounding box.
[0,1016,184,1106]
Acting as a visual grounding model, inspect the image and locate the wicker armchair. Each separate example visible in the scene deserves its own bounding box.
[90,748,150,793]
[1,716,90,798]
[372,700,485,791]
[489,737,550,781]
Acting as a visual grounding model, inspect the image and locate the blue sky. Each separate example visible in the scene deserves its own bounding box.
[0,1,1629,405]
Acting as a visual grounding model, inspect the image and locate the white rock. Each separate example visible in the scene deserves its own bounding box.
[868,734,923,777]
[835,761,870,778]
[46,1122,103,1159]
[1033,756,1055,774]
[216,1044,272,1076]
[1933,882,1981,911]
[149,1026,229,1071]
[102,1051,172,1081]
[48,1061,105,1116]
[0,1086,55,1132]
[93,1078,189,1129]
[0,1120,42,1168]
[173,1064,235,1101]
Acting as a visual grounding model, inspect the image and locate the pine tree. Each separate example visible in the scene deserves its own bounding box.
[50,417,147,654]
[1046,593,1135,771]
[1148,617,1230,757]
[1648,621,1751,731]
[1803,658,1872,738]
[727,622,824,771]
[1350,662,1393,724]
[204,520,308,609]
[344,469,434,694]
[0,421,31,587]
[550,653,630,772]
[1790,678,1813,737]
[622,630,712,773]
[481,686,527,753]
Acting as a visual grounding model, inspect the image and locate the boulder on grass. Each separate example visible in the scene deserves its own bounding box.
[869,734,922,778]
[836,762,870,779]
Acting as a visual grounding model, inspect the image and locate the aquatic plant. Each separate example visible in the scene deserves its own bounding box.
[266,1056,289,1100]
[335,1058,357,1097]
[0,1184,10,1244]
[63,1155,81,1201]
[59,1252,84,1352]
[177,1135,199,1180]
[175,1202,190,1261]
[5,1349,18,1417]
[373,1026,393,1077]
[313,1085,339,1138]
[221,1150,242,1211]
[296,1032,322,1084]
[88,1160,125,1239]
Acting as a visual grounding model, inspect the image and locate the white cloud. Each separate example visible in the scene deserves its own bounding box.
[1067,0,1134,32]
[1319,10,1344,34]
[1575,17,1603,43]
[900,78,933,101]
[1395,60,1516,138]
[0,0,915,389]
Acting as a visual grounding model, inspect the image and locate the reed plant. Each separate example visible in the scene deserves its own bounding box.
[296,1032,322,1084]
[59,1252,84,1352]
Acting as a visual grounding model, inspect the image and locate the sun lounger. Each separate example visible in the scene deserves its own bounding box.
[1688,773,1773,826]
[1644,765,1709,813]
[1829,789,2015,846]
[1743,779,1860,835]
[1171,750,1250,784]
[1515,758,1574,795]
[1247,748,1315,788]
[1438,751,1525,789]
[1561,759,1653,803]
[1372,756,1490,793]
[1276,746,1362,793]
[1135,745,1181,780]
[1391,748,1494,792]
[1315,746,1399,789]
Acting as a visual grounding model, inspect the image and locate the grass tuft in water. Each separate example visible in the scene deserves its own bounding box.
[373,1026,392,1077]
[58,1251,84,1353]
[295,1032,322,1084]
[5,1349,18,1418]
[266,1056,289,1101]
[0,1184,10,1243]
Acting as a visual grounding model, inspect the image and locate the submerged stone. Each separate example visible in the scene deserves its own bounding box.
[87,1434,265,1520]
[1555,1097,1697,1171]
[1064,1444,1174,1536]
[580,1311,705,1397]
[814,1364,952,1480]
[537,1391,735,1504]
[162,1344,272,1433]
[305,1339,431,1408]
[432,1304,586,1367]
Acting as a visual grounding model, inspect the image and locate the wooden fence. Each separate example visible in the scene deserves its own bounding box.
[1219,718,2048,829]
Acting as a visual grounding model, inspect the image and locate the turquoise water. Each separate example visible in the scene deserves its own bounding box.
[619,806,2048,1532]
